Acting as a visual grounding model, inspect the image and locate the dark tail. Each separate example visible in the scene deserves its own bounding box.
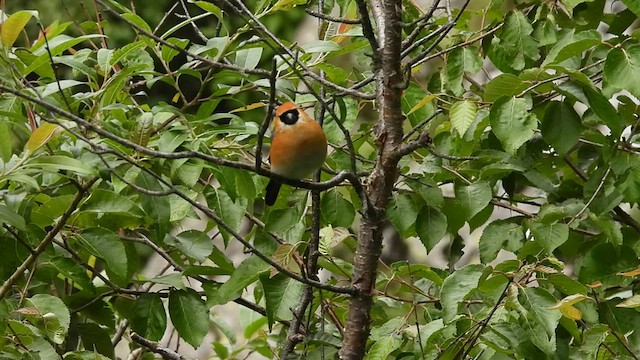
[265,180,281,206]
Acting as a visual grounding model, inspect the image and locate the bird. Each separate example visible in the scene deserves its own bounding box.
[265,102,327,206]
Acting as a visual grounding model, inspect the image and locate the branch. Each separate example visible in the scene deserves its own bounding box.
[0,84,358,193]
[305,9,361,24]
[94,0,270,76]
[354,0,379,52]
[0,178,97,300]
[131,333,190,360]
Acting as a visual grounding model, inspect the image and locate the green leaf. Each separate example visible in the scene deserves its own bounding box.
[208,188,244,244]
[440,264,484,323]
[540,101,582,154]
[96,48,114,72]
[518,287,562,355]
[450,100,477,137]
[1,11,34,47]
[122,13,152,33]
[529,222,569,253]
[26,123,61,152]
[622,0,640,17]
[386,192,418,235]
[136,171,170,239]
[0,204,26,231]
[479,219,525,263]
[546,274,588,295]
[447,47,482,95]
[455,182,492,220]
[321,188,355,228]
[77,323,114,359]
[168,289,208,348]
[27,294,71,344]
[416,207,447,251]
[191,1,223,19]
[26,155,98,177]
[164,230,213,262]
[571,324,608,358]
[542,30,601,66]
[46,256,96,293]
[604,44,640,99]
[132,294,167,341]
[161,38,190,63]
[23,34,105,76]
[301,40,341,53]
[0,120,12,162]
[484,74,526,102]
[235,46,263,70]
[260,273,303,328]
[212,256,269,305]
[363,336,400,360]
[500,10,540,65]
[73,227,128,279]
[82,189,143,216]
[561,0,594,12]
[578,244,638,284]
[490,96,538,154]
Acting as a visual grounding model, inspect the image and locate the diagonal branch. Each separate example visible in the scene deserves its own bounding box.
[0,177,98,300]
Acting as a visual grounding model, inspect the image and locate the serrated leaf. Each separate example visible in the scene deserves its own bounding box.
[321,188,355,228]
[517,287,562,355]
[484,74,526,102]
[27,294,70,345]
[447,47,483,95]
[73,227,128,279]
[415,207,447,251]
[440,264,484,323]
[450,100,477,137]
[386,192,417,235]
[132,294,167,341]
[479,220,525,263]
[540,101,582,154]
[212,255,269,305]
[530,222,569,253]
[169,289,208,348]
[604,44,640,99]
[2,11,34,47]
[542,30,601,66]
[455,182,492,220]
[363,336,400,360]
[260,273,303,328]
[47,256,96,293]
[164,230,213,262]
[490,96,538,154]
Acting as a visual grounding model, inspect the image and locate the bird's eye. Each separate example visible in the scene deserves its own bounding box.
[280,110,299,125]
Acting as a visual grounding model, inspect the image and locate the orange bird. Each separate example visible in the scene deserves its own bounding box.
[265,102,327,205]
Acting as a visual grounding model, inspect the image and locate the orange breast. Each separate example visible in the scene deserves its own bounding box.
[270,121,327,180]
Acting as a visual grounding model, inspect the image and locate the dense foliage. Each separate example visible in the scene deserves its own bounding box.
[1,0,640,359]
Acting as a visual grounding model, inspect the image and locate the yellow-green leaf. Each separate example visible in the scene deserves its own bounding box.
[2,11,34,48]
[26,123,61,152]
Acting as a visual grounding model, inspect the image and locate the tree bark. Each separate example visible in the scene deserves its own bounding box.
[339,0,404,358]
